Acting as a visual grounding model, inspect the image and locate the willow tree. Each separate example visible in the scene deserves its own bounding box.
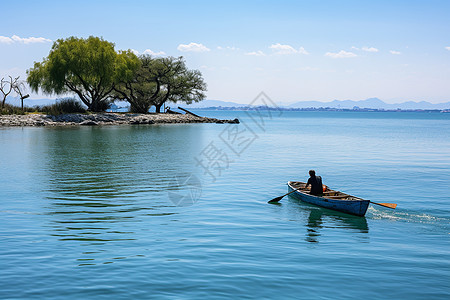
[27,36,139,112]
[114,55,206,113]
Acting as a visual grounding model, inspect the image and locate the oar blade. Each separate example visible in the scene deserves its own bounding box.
[370,201,397,209]
[378,202,397,209]
[268,196,283,203]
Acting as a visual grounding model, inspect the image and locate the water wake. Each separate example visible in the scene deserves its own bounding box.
[367,206,449,227]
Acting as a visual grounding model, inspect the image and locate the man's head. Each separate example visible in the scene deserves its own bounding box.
[309,170,316,176]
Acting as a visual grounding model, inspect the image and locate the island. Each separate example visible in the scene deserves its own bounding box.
[0,112,239,127]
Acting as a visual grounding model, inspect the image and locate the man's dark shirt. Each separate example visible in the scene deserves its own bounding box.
[307,175,323,196]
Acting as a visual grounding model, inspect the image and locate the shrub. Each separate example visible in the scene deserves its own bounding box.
[0,103,26,115]
[40,98,87,115]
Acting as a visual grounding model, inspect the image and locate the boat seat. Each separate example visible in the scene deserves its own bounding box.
[325,195,350,199]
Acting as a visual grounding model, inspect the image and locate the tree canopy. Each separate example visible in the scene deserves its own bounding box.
[27,36,139,112]
[114,55,206,113]
[26,36,206,113]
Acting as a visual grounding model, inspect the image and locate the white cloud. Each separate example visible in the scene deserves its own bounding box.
[445,46,450,51]
[245,50,266,56]
[0,35,52,44]
[177,42,210,52]
[130,49,166,56]
[217,46,239,51]
[362,46,379,52]
[297,47,309,55]
[351,46,378,52]
[0,36,13,44]
[325,50,357,58]
[143,49,166,56]
[390,50,401,55]
[269,43,309,55]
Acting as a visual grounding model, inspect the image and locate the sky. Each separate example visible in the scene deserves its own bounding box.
[1,0,450,104]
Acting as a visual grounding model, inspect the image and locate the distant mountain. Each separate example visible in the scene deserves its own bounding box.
[182,98,450,110]
[6,97,57,106]
[6,96,450,110]
[288,98,450,110]
[26,98,58,106]
[174,100,245,108]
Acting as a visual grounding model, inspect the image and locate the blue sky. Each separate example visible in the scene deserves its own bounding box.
[1,0,450,104]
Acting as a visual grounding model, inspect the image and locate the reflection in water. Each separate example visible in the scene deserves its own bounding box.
[38,125,201,265]
[306,209,324,243]
[304,208,369,243]
[273,196,369,243]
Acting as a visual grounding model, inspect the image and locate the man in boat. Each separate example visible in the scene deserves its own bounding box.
[305,170,324,196]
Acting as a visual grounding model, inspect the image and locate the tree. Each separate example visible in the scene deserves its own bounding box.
[113,55,159,113]
[114,55,207,113]
[0,76,18,108]
[27,36,139,112]
[11,78,29,111]
[151,56,207,113]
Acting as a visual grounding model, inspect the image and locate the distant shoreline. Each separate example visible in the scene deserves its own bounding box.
[187,106,450,113]
[0,113,240,127]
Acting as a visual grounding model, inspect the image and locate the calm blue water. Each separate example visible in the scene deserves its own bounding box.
[1,111,449,299]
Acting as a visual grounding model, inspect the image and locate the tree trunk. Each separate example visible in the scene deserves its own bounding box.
[155,103,163,113]
[90,99,107,112]
[89,101,97,112]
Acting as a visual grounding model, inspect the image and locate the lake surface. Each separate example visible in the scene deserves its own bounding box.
[1,110,449,299]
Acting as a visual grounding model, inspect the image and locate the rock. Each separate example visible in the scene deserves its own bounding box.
[80,120,98,126]
[55,114,84,123]
[0,113,238,127]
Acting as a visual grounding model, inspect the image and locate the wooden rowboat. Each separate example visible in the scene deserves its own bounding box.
[287,181,370,217]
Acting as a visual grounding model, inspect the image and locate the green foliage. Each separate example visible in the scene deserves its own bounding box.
[113,54,154,113]
[25,36,205,114]
[27,36,139,112]
[0,103,26,115]
[0,98,87,115]
[114,55,207,113]
[37,98,87,115]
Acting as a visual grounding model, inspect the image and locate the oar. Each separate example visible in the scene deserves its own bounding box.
[369,201,397,209]
[268,187,304,203]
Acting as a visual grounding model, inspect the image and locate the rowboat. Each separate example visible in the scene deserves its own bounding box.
[287,181,370,217]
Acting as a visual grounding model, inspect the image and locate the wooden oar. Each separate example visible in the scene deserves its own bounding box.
[268,187,304,203]
[369,201,397,209]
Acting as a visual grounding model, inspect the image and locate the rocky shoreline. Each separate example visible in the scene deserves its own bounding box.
[0,113,239,127]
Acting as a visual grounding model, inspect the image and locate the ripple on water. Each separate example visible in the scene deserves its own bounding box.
[1,113,449,299]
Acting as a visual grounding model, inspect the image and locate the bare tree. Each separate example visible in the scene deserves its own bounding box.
[12,79,29,110]
[0,76,19,108]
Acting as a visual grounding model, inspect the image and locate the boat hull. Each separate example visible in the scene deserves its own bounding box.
[287,182,370,217]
